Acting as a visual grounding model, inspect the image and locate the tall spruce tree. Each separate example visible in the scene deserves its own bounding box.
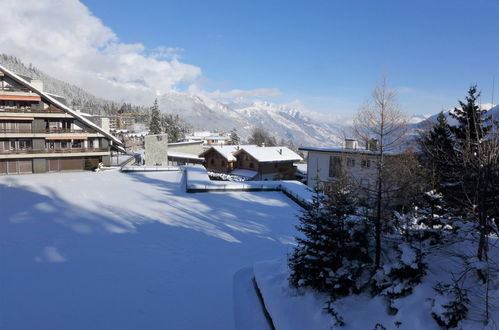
[149,99,162,135]
[289,179,370,296]
[229,128,240,145]
[420,112,456,197]
[420,86,499,280]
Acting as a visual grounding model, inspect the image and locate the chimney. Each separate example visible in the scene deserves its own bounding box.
[31,79,43,92]
[278,148,283,155]
[100,117,110,134]
[344,139,358,150]
[366,138,378,151]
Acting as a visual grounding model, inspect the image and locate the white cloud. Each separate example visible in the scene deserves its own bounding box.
[1,0,202,105]
[187,84,282,101]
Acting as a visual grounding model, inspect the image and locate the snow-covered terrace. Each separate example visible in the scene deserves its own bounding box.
[0,170,301,329]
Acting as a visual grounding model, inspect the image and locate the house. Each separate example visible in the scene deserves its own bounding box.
[233,146,303,180]
[198,145,250,173]
[0,64,124,174]
[182,131,230,145]
[299,139,381,191]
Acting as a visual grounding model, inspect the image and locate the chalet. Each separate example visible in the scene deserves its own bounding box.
[0,64,124,174]
[233,146,302,180]
[199,145,251,173]
[300,139,382,191]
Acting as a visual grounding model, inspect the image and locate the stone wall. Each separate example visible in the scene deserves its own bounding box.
[144,134,169,166]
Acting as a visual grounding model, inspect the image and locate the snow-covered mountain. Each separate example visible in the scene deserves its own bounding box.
[159,91,343,147]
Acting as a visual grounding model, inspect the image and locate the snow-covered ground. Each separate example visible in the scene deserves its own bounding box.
[0,170,300,330]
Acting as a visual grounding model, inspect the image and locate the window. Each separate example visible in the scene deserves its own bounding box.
[329,156,342,178]
[210,159,215,165]
[72,140,82,149]
[249,162,254,169]
[347,158,355,167]
[9,140,16,150]
[361,159,371,168]
[221,160,226,167]
[61,140,69,149]
[18,139,31,150]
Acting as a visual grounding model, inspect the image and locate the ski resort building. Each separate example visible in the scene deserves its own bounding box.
[0,65,124,174]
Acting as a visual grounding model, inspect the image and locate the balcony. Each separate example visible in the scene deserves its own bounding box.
[0,86,32,92]
[0,127,97,134]
[0,147,109,155]
[0,105,64,113]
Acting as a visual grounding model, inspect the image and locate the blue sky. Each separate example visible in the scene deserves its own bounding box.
[4,0,498,118]
[78,0,499,116]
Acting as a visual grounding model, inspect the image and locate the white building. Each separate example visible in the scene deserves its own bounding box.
[300,139,381,191]
[182,131,230,145]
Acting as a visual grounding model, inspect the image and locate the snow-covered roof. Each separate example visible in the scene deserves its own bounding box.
[199,145,256,162]
[230,169,258,179]
[235,146,303,163]
[0,64,124,151]
[168,151,204,161]
[299,146,399,155]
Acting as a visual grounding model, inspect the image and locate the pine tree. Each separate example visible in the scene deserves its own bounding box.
[229,128,240,145]
[420,112,456,200]
[149,99,162,135]
[289,179,371,296]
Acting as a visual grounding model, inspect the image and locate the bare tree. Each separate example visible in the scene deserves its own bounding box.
[353,76,409,268]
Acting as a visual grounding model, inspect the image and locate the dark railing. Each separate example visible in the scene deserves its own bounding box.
[0,147,109,155]
[0,106,64,113]
[0,86,32,92]
[0,128,97,134]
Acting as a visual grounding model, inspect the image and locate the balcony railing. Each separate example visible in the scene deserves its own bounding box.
[0,86,32,92]
[0,105,64,113]
[0,147,109,155]
[0,127,97,134]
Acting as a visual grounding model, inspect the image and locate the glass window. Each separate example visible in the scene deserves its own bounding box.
[329,156,342,177]
[72,140,82,148]
[347,158,355,167]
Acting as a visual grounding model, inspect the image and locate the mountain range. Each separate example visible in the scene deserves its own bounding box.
[1,54,496,147]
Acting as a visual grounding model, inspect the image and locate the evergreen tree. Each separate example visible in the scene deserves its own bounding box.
[289,179,371,297]
[420,112,456,199]
[149,99,162,135]
[449,85,491,150]
[229,128,240,145]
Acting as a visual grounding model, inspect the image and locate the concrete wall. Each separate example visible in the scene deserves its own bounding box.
[144,134,169,166]
[32,158,47,173]
[168,141,203,155]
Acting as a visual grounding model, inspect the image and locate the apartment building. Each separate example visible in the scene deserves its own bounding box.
[0,64,124,174]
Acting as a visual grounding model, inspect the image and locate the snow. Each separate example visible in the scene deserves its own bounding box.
[167,151,204,161]
[185,166,313,207]
[200,145,257,162]
[254,237,499,330]
[0,170,301,329]
[230,169,258,179]
[236,146,303,162]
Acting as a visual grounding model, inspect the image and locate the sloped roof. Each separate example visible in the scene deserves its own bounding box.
[0,64,124,151]
[199,145,256,162]
[235,146,302,162]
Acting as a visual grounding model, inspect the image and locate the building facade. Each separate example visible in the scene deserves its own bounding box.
[0,65,124,174]
[300,140,380,191]
[233,146,302,180]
